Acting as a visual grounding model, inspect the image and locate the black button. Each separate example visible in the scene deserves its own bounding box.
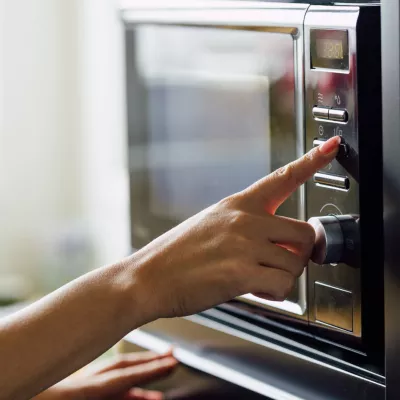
[338,137,349,158]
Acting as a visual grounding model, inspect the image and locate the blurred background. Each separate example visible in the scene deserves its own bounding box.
[0,0,130,304]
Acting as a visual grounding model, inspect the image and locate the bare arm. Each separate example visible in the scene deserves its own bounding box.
[0,260,151,400]
[0,137,340,400]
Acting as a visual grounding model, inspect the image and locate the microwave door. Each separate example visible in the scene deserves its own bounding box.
[125,3,308,320]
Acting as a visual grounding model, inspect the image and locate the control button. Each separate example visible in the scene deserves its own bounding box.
[313,172,349,190]
[312,106,329,120]
[313,138,349,158]
[338,142,349,158]
[329,108,348,123]
[307,215,360,266]
[314,282,353,332]
[313,139,325,147]
[308,215,344,265]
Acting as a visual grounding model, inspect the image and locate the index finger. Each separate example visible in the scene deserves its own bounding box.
[247,136,341,214]
[86,357,178,397]
[90,350,173,375]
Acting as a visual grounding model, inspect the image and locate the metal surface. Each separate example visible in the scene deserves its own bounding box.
[313,172,350,190]
[312,107,349,124]
[312,106,329,119]
[381,1,400,399]
[121,2,309,30]
[304,5,362,339]
[329,108,348,122]
[314,281,353,331]
[124,1,382,345]
[121,2,385,398]
[304,5,382,345]
[123,312,384,400]
[124,2,308,320]
[119,0,381,10]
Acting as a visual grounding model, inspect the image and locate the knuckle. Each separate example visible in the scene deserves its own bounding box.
[113,354,128,368]
[294,261,306,278]
[297,223,316,262]
[301,250,313,267]
[274,165,290,180]
[281,274,296,298]
[235,233,249,248]
[299,148,319,169]
[276,163,300,186]
[298,222,316,247]
[303,150,317,164]
[304,222,316,244]
[290,255,305,277]
[281,251,304,278]
[218,195,235,209]
[218,193,243,210]
[275,272,296,299]
[227,210,248,232]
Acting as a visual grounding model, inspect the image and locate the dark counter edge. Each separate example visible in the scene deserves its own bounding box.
[123,309,385,400]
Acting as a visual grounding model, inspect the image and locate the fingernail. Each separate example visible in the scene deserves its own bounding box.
[319,136,341,155]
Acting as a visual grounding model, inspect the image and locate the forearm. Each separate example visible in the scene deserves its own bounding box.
[0,258,147,400]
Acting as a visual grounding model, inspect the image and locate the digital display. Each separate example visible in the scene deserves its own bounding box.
[311,29,349,70]
[316,39,344,60]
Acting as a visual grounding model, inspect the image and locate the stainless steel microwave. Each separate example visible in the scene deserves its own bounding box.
[122,0,384,379]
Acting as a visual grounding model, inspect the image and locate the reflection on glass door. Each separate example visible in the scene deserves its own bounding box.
[127,25,304,317]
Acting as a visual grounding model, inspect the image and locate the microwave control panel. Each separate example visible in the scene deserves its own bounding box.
[304,5,382,344]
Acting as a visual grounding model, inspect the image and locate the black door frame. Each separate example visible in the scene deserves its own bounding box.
[382,1,400,399]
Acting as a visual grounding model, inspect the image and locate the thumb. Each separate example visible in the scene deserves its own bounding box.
[245,136,340,214]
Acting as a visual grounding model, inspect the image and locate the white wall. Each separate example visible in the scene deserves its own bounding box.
[79,0,130,272]
[0,0,130,296]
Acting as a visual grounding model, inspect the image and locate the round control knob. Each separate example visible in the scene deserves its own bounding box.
[307,214,360,266]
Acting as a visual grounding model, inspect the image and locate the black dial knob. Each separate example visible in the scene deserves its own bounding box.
[307,215,360,267]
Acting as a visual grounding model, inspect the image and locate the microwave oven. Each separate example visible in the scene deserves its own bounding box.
[122,0,384,382]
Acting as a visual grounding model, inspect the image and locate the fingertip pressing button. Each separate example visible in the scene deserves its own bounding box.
[338,142,349,158]
[313,138,349,158]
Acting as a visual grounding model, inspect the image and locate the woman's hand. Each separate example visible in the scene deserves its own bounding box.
[0,136,339,400]
[35,350,178,400]
[130,136,340,321]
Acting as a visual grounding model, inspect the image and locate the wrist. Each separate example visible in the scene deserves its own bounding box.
[112,251,159,331]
